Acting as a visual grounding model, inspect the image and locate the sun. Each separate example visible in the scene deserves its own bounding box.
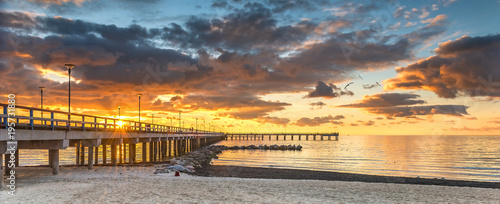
[117,121,124,127]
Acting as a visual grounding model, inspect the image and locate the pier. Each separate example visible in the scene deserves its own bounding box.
[225,133,339,141]
[0,103,224,189]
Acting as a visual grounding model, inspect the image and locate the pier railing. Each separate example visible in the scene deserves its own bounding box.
[0,103,215,134]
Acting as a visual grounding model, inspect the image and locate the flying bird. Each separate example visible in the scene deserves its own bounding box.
[376,82,381,86]
[344,82,354,90]
[357,73,363,80]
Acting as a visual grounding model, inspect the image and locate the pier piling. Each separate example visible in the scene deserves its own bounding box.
[103,145,107,165]
[88,146,93,170]
[111,145,117,166]
[0,153,3,189]
[49,149,59,175]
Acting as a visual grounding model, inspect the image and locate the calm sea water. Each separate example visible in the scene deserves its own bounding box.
[15,135,500,182]
[212,135,500,182]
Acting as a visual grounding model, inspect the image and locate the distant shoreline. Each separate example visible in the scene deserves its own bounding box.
[193,164,500,189]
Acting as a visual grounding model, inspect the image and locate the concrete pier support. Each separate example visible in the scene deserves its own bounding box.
[94,147,98,165]
[103,145,107,165]
[76,141,80,166]
[49,149,59,175]
[128,144,134,164]
[168,140,172,157]
[4,154,10,176]
[49,149,53,168]
[88,146,93,170]
[0,153,3,189]
[131,144,136,163]
[149,142,153,162]
[153,142,157,162]
[119,144,123,164]
[80,144,85,166]
[0,153,2,189]
[142,142,147,163]
[123,144,126,163]
[111,145,117,166]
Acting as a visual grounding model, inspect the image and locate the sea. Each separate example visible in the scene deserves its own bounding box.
[15,135,500,182]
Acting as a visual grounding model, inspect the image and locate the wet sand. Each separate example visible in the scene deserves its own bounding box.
[1,166,499,203]
[194,164,500,189]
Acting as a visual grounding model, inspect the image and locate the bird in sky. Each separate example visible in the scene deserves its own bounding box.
[376,82,381,86]
[344,82,354,90]
[357,73,363,80]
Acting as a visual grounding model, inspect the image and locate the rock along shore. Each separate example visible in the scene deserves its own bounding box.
[154,144,302,174]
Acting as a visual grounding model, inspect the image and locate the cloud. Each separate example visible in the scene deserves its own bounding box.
[421,14,448,26]
[338,93,425,107]
[419,8,429,19]
[309,101,326,109]
[385,34,500,98]
[27,0,86,6]
[294,115,345,127]
[338,93,469,118]
[432,4,439,11]
[306,81,354,98]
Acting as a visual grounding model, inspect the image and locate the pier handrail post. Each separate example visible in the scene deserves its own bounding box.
[3,106,7,129]
[94,117,97,131]
[82,116,85,131]
[29,109,34,130]
[50,112,54,130]
[104,118,107,131]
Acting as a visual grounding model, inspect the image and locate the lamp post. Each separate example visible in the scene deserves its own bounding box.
[39,87,45,122]
[178,112,181,130]
[65,64,75,130]
[118,106,121,120]
[138,94,142,131]
[196,117,198,133]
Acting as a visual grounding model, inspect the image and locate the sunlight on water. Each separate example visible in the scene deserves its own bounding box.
[212,135,500,182]
[14,135,500,182]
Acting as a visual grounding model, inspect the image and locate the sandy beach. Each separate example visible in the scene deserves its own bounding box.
[1,165,499,203]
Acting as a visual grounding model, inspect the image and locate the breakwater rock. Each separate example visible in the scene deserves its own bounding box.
[154,144,302,175]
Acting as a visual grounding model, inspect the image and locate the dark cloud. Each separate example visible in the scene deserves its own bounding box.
[0,11,37,31]
[368,105,468,117]
[385,34,500,98]
[161,2,316,51]
[306,81,354,98]
[338,93,425,107]
[294,115,344,127]
[256,116,290,125]
[339,93,469,118]
[309,101,326,109]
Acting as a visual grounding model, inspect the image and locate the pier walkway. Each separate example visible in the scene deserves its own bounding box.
[0,103,224,189]
[225,133,339,141]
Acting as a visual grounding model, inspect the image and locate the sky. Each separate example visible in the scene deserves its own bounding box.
[1,0,499,135]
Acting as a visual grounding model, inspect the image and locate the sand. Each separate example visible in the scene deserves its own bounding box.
[1,166,499,203]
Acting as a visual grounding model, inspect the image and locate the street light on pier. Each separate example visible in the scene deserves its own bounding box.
[38,87,45,121]
[118,106,121,120]
[138,94,142,131]
[65,64,75,130]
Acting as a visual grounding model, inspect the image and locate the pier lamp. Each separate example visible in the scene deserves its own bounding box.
[65,64,75,129]
[138,94,142,131]
[196,117,198,132]
[39,87,45,119]
[118,106,121,120]
[179,112,181,130]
